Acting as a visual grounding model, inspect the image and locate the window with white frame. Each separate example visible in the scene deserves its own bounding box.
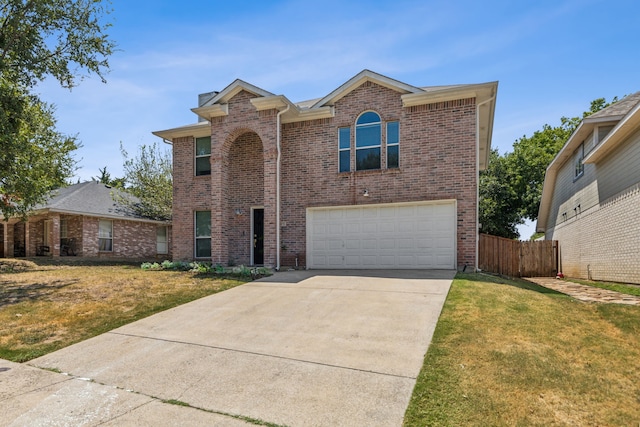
[355,111,381,171]
[98,220,113,251]
[387,121,399,168]
[195,136,211,176]
[60,219,68,239]
[338,127,350,172]
[194,211,211,258]
[157,226,168,254]
[574,143,584,180]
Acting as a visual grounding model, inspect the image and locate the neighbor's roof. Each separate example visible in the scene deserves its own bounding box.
[153,69,498,170]
[536,91,640,232]
[32,181,167,223]
[588,92,640,120]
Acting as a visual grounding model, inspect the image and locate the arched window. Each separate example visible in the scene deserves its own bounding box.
[355,111,381,170]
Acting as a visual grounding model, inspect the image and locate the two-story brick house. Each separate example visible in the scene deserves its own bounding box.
[154,70,497,270]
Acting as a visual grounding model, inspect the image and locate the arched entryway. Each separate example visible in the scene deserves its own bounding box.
[225,131,265,265]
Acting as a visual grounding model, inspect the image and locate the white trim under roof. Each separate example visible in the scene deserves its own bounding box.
[312,69,423,108]
[206,79,274,105]
[190,104,228,121]
[583,101,640,164]
[152,121,211,141]
[30,208,171,225]
[401,82,496,107]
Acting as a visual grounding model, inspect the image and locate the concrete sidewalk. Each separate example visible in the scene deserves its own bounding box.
[2,269,454,426]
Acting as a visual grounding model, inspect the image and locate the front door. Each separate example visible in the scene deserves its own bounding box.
[252,208,264,265]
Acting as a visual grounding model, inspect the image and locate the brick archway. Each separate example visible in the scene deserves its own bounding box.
[225,131,264,265]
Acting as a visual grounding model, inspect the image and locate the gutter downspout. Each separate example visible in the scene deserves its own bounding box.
[276,104,290,271]
[475,94,495,273]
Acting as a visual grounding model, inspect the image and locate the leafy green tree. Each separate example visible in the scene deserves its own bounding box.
[479,149,521,239]
[0,0,115,89]
[480,97,616,238]
[115,142,172,221]
[0,0,115,219]
[0,82,78,218]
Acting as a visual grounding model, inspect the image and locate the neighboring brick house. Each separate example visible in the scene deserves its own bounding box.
[537,91,640,284]
[0,181,172,260]
[154,70,497,270]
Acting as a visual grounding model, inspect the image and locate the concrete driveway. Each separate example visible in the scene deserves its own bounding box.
[4,269,454,426]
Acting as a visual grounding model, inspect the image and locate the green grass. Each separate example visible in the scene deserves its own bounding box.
[404,273,640,426]
[564,277,640,297]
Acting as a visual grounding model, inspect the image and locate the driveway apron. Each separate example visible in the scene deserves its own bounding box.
[23,269,454,426]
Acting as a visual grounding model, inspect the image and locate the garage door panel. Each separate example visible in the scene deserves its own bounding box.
[361,239,377,249]
[396,238,415,249]
[397,222,414,233]
[307,201,456,269]
[328,239,343,250]
[416,239,432,249]
[378,222,395,233]
[417,254,434,266]
[328,224,344,234]
[379,239,395,249]
[345,239,360,249]
[360,255,379,265]
[312,240,327,250]
[361,223,377,233]
[327,255,344,265]
[362,209,378,219]
[312,254,327,266]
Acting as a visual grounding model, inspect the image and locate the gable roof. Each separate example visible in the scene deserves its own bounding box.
[311,69,424,107]
[153,70,498,169]
[583,91,640,164]
[536,91,640,232]
[31,181,166,223]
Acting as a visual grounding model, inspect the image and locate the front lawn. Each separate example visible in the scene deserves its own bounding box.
[0,259,247,362]
[404,273,640,426]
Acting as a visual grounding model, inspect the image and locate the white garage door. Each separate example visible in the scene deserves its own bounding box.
[306,200,456,269]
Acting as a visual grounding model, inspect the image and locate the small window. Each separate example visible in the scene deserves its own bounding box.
[338,127,350,172]
[157,226,168,254]
[597,125,614,144]
[60,219,68,239]
[355,111,381,171]
[387,121,399,169]
[195,136,211,176]
[98,220,113,252]
[574,143,584,180]
[195,211,211,258]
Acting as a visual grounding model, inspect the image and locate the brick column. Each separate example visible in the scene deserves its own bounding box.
[1,222,7,257]
[6,222,14,257]
[24,221,32,257]
[262,146,278,268]
[51,214,60,257]
[210,152,228,265]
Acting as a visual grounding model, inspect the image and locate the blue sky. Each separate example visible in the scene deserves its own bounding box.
[36,0,638,237]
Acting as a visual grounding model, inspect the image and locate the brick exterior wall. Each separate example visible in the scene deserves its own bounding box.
[2,214,171,260]
[171,81,479,269]
[547,184,640,284]
[227,131,264,265]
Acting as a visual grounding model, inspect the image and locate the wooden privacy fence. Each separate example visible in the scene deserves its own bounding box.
[478,234,558,277]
